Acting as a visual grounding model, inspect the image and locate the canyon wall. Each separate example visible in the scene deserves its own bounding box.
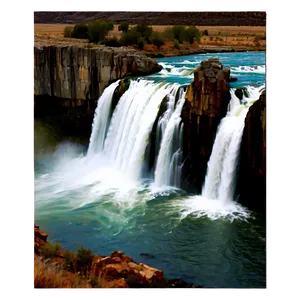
[34,45,162,102]
[34,45,162,140]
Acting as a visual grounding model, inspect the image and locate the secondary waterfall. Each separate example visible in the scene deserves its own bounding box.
[87,80,120,156]
[154,88,186,187]
[202,86,264,204]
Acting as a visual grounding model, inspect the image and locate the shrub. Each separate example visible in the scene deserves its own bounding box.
[137,37,145,50]
[202,29,209,36]
[185,26,200,44]
[118,22,129,33]
[173,40,180,50]
[71,24,89,39]
[76,246,93,276]
[40,242,61,259]
[162,27,174,41]
[260,34,266,40]
[253,35,260,43]
[149,31,165,49]
[88,19,114,43]
[64,26,73,38]
[120,28,142,46]
[64,251,77,272]
[103,38,121,47]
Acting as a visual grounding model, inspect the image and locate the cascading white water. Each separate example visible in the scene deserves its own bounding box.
[101,79,178,181]
[154,88,186,187]
[154,84,180,173]
[168,121,184,187]
[202,86,264,204]
[87,80,120,156]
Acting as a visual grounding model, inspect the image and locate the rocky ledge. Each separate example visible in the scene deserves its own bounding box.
[34,224,200,288]
[34,45,162,102]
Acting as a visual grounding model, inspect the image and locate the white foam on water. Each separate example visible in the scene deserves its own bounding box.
[231,65,265,74]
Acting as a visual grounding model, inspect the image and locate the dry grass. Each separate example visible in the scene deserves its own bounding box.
[34,24,265,35]
[34,23,265,53]
[34,259,91,288]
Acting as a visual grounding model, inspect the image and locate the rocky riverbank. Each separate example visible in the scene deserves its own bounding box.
[34,224,201,288]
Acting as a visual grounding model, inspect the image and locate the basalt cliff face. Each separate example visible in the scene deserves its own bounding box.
[181,58,231,192]
[34,45,162,102]
[34,45,162,139]
[236,90,266,213]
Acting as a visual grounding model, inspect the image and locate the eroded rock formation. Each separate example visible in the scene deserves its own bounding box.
[181,58,231,192]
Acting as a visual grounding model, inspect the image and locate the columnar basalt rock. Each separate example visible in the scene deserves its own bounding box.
[34,45,162,102]
[181,58,231,192]
[236,90,266,213]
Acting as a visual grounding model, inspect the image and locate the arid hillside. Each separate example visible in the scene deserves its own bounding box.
[34,11,266,26]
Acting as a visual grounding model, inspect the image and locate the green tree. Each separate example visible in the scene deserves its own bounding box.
[88,19,114,43]
[149,31,164,49]
[135,23,153,41]
[162,27,174,41]
[120,28,142,46]
[71,24,89,39]
[118,22,129,33]
[185,26,200,44]
[171,25,186,43]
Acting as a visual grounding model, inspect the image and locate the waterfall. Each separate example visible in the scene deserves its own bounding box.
[154,88,186,187]
[101,79,180,181]
[87,80,120,156]
[155,84,180,165]
[202,86,264,204]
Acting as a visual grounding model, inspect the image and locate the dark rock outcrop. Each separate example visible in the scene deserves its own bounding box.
[181,58,231,192]
[168,278,204,288]
[236,90,266,213]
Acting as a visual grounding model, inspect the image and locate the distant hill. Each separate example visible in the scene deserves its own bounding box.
[34,12,266,26]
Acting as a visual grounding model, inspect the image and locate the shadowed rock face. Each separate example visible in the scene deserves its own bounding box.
[34,45,162,102]
[236,90,266,214]
[181,58,231,192]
